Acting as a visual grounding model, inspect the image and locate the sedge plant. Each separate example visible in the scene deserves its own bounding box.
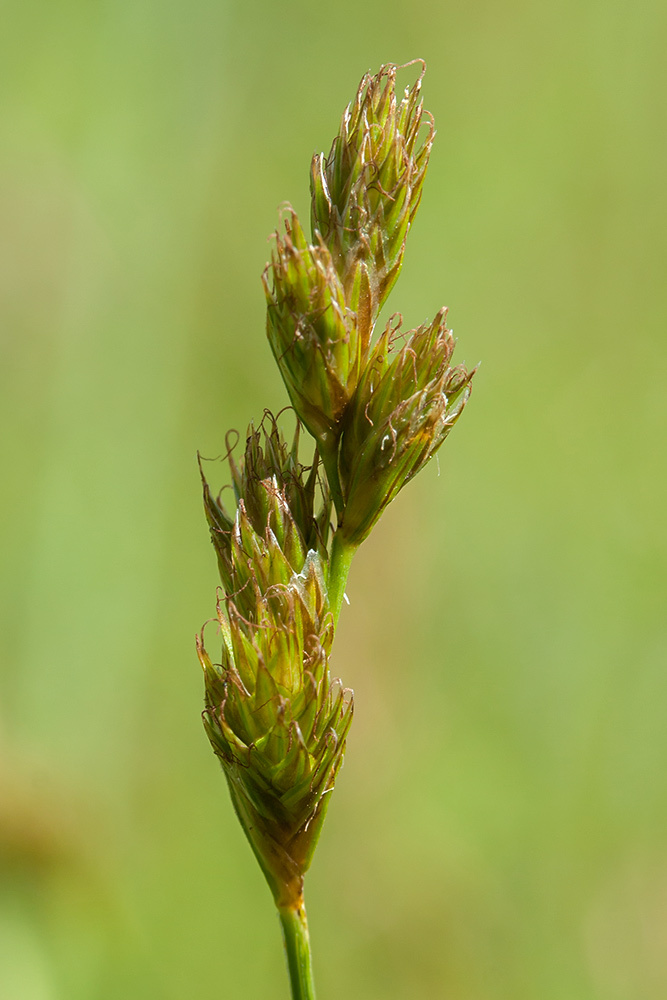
[197,61,475,1000]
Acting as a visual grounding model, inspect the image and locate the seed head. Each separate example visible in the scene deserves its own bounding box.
[200,414,331,611]
[264,211,371,456]
[198,546,353,907]
[311,61,434,327]
[339,308,474,544]
[198,61,476,920]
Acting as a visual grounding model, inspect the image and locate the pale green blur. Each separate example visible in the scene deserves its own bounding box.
[1,2,666,998]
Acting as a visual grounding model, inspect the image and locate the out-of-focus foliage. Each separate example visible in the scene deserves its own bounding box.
[1,1,666,998]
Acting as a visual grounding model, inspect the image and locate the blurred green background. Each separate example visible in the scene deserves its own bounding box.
[1,1,666,997]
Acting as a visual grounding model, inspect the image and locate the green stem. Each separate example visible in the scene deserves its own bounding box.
[328,531,357,630]
[279,902,317,1000]
[318,437,345,521]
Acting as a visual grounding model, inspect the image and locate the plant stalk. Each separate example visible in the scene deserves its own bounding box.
[318,437,345,521]
[279,902,317,1000]
[328,531,357,630]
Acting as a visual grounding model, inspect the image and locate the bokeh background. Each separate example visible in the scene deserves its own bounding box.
[1,1,666,997]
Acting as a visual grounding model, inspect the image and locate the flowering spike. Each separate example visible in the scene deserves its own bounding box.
[310,62,434,327]
[199,539,352,908]
[198,61,476,999]
[339,308,474,544]
[199,414,331,586]
[263,211,365,462]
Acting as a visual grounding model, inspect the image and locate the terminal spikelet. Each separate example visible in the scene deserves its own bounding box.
[311,61,434,327]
